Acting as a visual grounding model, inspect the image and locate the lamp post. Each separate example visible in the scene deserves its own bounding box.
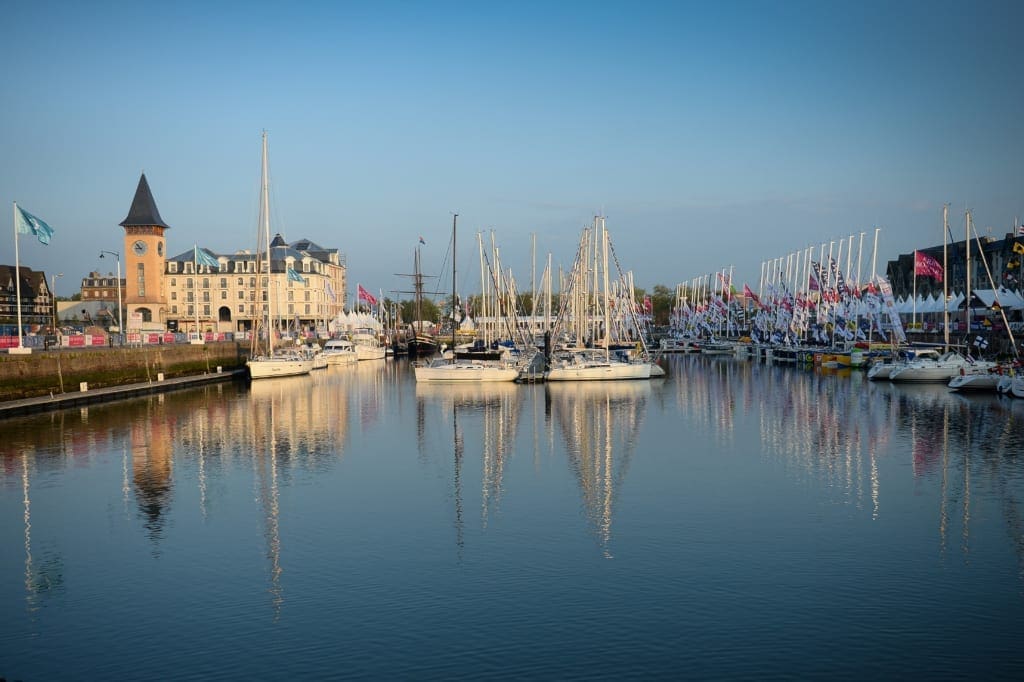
[51,272,63,334]
[99,250,123,345]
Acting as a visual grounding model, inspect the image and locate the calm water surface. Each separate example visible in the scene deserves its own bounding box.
[2,355,1023,680]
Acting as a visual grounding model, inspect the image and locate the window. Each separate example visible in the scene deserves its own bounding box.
[221,291,227,300]
[304,291,310,302]
[238,305,244,314]
[238,291,245,300]
[203,305,210,317]
[220,278,227,289]
[170,278,176,287]
[136,263,145,297]
[250,277,256,288]
[187,292,194,303]
[202,278,209,289]
[203,291,210,303]
[187,305,194,316]
[305,304,310,315]
[171,292,177,301]
[172,305,178,314]
[237,277,243,286]
[169,262,178,273]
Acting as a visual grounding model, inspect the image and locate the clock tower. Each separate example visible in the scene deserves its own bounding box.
[120,173,170,329]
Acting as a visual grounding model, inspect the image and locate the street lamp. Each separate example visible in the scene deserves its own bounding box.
[51,272,63,334]
[99,250,123,343]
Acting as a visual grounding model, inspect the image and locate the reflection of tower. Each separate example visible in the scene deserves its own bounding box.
[132,413,174,547]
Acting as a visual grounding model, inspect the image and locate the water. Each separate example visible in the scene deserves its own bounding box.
[2,355,1023,680]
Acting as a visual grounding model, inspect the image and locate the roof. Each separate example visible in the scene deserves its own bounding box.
[119,173,170,229]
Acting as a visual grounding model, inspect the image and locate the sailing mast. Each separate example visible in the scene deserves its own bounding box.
[262,131,274,358]
[943,205,950,352]
[451,213,458,357]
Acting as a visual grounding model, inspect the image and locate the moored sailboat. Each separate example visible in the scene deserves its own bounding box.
[246,131,313,380]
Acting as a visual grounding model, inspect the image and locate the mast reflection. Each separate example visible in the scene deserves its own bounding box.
[545,380,650,558]
[415,382,523,551]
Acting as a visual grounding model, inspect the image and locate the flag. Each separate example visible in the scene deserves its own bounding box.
[287,267,306,284]
[1013,241,1024,255]
[358,284,378,306]
[325,281,336,301]
[743,283,761,306]
[419,236,426,245]
[1018,224,1024,236]
[15,205,54,245]
[914,250,943,281]
[974,335,989,349]
[194,245,220,269]
[643,295,652,313]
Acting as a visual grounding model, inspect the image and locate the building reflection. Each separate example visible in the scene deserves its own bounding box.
[545,380,651,557]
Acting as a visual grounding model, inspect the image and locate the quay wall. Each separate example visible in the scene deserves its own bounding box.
[0,342,249,401]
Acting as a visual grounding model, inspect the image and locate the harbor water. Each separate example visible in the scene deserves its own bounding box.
[1,355,1023,679]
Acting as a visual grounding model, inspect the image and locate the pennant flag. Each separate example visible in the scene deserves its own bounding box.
[1012,241,1024,255]
[15,205,54,245]
[1018,224,1024,236]
[358,284,378,306]
[194,245,221,269]
[743,283,761,306]
[914,250,943,281]
[287,267,306,284]
[419,236,426,245]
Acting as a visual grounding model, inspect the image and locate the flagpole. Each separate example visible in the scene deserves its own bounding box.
[12,202,27,352]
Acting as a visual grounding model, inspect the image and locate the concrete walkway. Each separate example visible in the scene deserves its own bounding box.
[0,368,248,419]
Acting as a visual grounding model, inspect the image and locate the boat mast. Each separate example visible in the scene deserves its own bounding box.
[942,205,949,352]
[965,208,971,352]
[262,131,274,356]
[451,213,458,355]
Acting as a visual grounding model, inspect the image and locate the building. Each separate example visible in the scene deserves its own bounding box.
[0,265,56,332]
[81,271,125,303]
[114,173,347,335]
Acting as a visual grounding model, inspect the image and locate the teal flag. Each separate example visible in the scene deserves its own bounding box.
[287,267,306,284]
[16,205,54,245]
[194,245,221,269]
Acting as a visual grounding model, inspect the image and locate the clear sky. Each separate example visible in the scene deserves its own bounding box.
[3,0,1022,299]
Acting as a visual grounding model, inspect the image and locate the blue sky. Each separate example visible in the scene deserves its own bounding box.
[3,0,1022,299]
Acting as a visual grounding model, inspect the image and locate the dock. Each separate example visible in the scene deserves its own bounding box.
[0,368,248,419]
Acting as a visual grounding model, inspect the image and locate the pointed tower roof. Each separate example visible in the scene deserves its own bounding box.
[119,173,170,228]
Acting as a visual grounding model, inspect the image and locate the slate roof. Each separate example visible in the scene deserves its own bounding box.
[119,173,170,229]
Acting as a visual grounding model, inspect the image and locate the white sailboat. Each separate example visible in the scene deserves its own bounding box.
[545,217,652,381]
[247,131,313,380]
[415,214,520,383]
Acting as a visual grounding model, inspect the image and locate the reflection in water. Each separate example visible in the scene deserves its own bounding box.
[669,354,1024,582]
[415,382,523,550]
[545,380,651,557]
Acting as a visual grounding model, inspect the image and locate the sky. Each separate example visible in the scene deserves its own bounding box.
[2,0,1022,300]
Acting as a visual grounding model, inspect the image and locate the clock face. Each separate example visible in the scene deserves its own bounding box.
[157,241,164,256]
[133,240,147,256]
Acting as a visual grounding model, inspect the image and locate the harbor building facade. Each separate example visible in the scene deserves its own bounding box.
[118,174,347,336]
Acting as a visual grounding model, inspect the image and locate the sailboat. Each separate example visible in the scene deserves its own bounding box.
[544,217,652,381]
[415,214,519,383]
[246,131,314,380]
[405,240,439,358]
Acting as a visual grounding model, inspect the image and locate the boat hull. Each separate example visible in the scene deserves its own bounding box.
[246,357,313,379]
[414,360,518,383]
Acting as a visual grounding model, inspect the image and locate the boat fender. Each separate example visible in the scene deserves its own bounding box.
[959,367,964,376]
